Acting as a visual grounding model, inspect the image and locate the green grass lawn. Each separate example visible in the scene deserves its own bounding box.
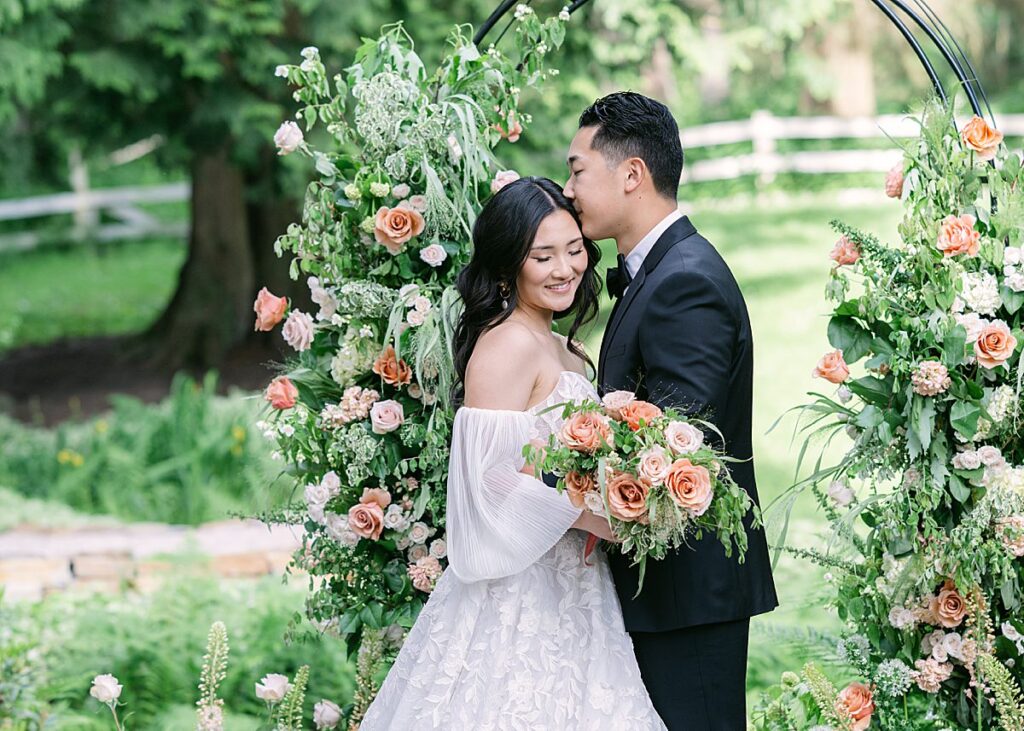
[0,237,185,350]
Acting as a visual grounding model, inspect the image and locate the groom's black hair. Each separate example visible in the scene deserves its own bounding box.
[578,91,682,200]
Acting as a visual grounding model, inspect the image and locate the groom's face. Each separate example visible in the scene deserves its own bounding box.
[563,125,625,242]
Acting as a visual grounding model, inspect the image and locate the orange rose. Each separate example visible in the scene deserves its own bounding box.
[830,235,860,266]
[974,320,1017,369]
[837,682,875,731]
[664,458,714,516]
[372,345,412,386]
[564,471,596,508]
[960,115,1003,162]
[265,376,298,410]
[374,205,425,254]
[253,286,287,331]
[558,412,612,454]
[928,579,967,628]
[347,502,385,540]
[606,471,650,522]
[619,400,663,431]
[812,349,850,384]
[936,214,980,258]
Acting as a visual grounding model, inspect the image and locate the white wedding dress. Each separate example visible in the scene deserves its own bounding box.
[361,370,666,730]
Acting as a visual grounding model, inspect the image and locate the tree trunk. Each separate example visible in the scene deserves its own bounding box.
[146,147,255,368]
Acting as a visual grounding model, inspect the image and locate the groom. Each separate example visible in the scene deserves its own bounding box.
[563,92,778,729]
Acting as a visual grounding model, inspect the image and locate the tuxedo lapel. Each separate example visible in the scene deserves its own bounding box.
[598,216,698,381]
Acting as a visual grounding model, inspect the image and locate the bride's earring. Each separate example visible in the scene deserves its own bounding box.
[499,282,511,310]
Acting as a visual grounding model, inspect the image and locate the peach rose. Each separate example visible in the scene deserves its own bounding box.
[936,214,980,258]
[348,501,385,540]
[495,113,522,143]
[606,471,650,522]
[885,163,904,199]
[601,390,636,420]
[830,235,860,266]
[619,400,663,431]
[370,399,404,434]
[974,319,1017,369]
[490,170,520,194]
[664,458,714,516]
[360,487,392,510]
[812,349,850,384]
[960,115,1003,162]
[558,412,612,454]
[253,287,287,331]
[374,205,425,254]
[837,682,874,731]
[564,471,596,508]
[928,579,967,628]
[664,421,704,455]
[372,345,412,386]
[265,376,298,410]
[637,447,671,486]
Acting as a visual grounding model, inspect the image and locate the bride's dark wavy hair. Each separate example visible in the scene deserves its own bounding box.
[452,176,602,401]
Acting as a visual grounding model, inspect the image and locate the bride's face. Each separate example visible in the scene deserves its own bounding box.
[515,209,588,316]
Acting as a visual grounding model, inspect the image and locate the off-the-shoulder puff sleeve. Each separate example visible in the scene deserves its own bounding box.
[445,406,583,583]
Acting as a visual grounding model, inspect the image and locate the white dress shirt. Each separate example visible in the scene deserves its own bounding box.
[623,209,683,280]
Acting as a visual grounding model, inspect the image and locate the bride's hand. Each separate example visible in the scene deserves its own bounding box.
[573,511,620,543]
[519,439,547,478]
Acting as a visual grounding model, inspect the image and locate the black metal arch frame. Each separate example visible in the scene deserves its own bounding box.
[473,0,994,125]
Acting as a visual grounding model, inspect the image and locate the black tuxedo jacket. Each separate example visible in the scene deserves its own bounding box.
[599,215,778,633]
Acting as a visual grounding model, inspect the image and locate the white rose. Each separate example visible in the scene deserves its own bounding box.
[370,400,405,434]
[419,244,448,268]
[942,632,965,660]
[282,310,315,351]
[827,480,855,508]
[888,607,917,629]
[408,544,429,562]
[391,183,411,199]
[398,283,420,304]
[408,521,430,544]
[321,471,341,495]
[383,505,408,530]
[274,65,289,78]
[305,483,332,517]
[255,673,291,702]
[412,296,432,314]
[407,309,425,327]
[325,512,359,546]
[300,46,318,60]
[978,445,1005,467]
[490,170,520,194]
[90,674,123,704]
[601,390,635,418]
[952,450,981,470]
[664,421,704,455]
[274,121,304,155]
[308,277,339,320]
[314,699,342,730]
[583,490,606,516]
[429,538,447,559]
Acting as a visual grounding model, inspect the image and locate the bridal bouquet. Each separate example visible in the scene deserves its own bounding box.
[525,391,757,593]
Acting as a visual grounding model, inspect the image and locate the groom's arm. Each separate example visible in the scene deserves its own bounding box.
[638,269,736,420]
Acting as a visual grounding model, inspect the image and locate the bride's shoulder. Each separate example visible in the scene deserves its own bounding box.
[464,322,542,408]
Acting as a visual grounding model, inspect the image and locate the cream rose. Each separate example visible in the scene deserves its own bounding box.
[90,674,123,704]
[282,310,315,351]
[253,286,287,331]
[391,183,411,199]
[664,421,704,455]
[637,447,671,485]
[314,699,342,729]
[419,244,448,267]
[273,121,303,155]
[370,400,404,434]
[601,390,636,420]
[255,673,291,702]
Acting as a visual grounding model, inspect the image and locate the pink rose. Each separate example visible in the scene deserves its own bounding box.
[403,196,428,213]
[370,400,404,434]
[490,170,520,194]
[265,376,298,410]
[937,214,980,258]
[837,682,874,731]
[348,502,385,540]
[974,319,1017,369]
[281,310,314,351]
[374,205,425,254]
[273,121,303,155]
[664,458,714,516]
[812,350,850,384]
[419,244,447,268]
[360,487,392,510]
[830,235,861,266]
[253,287,287,331]
[885,163,904,199]
[637,447,671,485]
[391,183,411,199]
[664,421,704,455]
[601,390,636,420]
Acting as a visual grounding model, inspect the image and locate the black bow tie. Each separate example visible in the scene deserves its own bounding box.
[606,253,632,299]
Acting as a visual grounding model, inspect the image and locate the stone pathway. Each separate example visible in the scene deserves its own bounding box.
[0,519,303,601]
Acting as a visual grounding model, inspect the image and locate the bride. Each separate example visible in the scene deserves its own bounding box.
[360,177,666,730]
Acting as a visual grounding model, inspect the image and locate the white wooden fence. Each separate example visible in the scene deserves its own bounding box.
[2,112,1023,253]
